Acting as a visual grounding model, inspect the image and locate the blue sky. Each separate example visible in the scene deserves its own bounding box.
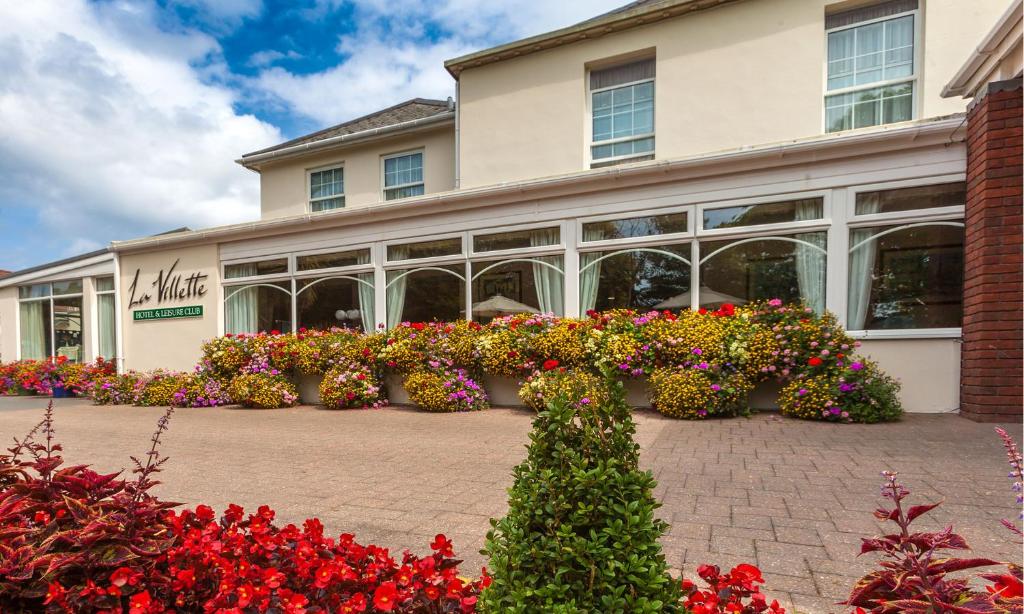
[0,0,624,271]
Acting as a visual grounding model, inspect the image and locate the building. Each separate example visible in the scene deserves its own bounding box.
[1,0,1020,419]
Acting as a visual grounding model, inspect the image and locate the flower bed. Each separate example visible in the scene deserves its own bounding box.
[0,301,904,422]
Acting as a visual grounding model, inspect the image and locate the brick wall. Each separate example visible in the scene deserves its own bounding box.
[960,77,1023,422]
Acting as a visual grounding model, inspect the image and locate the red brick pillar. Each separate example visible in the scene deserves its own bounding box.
[960,77,1023,422]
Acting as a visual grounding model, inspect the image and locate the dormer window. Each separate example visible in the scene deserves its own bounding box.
[309,166,345,212]
[383,151,425,200]
[824,0,917,132]
[589,57,655,167]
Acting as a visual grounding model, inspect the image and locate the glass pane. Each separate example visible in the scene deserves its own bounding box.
[387,265,464,324]
[583,212,687,241]
[473,227,560,252]
[19,299,52,360]
[224,258,288,279]
[384,153,423,188]
[95,276,115,292]
[310,168,343,199]
[856,182,966,215]
[699,232,828,311]
[387,237,461,261]
[296,275,373,332]
[848,224,963,330]
[580,244,691,312]
[224,282,291,334]
[97,293,116,359]
[52,280,83,295]
[19,283,51,299]
[592,81,655,145]
[311,196,345,212]
[703,198,823,230]
[297,249,371,271]
[471,256,564,323]
[384,184,424,201]
[53,296,83,363]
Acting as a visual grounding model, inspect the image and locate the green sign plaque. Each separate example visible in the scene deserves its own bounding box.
[133,305,204,321]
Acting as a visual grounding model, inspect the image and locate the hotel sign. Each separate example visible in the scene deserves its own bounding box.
[133,305,204,321]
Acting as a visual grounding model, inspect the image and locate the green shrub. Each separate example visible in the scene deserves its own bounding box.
[481,373,681,613]
[517,368,610,412]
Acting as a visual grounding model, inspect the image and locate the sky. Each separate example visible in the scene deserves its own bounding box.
[0,0,625,271]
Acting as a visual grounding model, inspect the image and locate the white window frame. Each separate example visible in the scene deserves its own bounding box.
[221,256,292,285]
[696,191,833,240]
[292,244,374,279]
[381,149,425,201]
[469,222,565,258]
[307,164,345,213]
[383,232,466,268]
[576,205,693,252]
[822,6,922,134]
[93,276,116,361]
[588,76,656,166]
[16,280,85,362]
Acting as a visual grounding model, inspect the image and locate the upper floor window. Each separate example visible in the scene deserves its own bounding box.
[309,166,344,212]
[825,0,917,133]
[590,57,655,167]
[383,151,424,201]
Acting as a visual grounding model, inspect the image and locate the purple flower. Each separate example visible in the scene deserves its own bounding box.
[850,362,864,371]
[692,348,703,356]
[710,384,722,392]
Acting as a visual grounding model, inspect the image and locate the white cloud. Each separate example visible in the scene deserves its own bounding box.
[0,0,281,261]
[251,0,625,126]
[248,48,303,68]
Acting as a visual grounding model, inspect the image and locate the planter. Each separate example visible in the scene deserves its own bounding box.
[385,373,411,406]
[295,373,322,405]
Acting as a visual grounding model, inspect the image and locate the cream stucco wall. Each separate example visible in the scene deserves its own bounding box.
[857,338,962,413]
[119,244,221,372]
[0,287,18,363]
[456,0,1010,187]
[259,125,455,219]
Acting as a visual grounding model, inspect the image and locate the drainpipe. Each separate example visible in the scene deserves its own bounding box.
[453,86,460,189]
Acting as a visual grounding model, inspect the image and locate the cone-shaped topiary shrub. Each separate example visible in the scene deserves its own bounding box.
[481,372,681,613]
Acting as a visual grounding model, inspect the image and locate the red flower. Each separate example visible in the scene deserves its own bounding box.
[236,584,255,608]
[542,359,560,371]
[340,593,368,613]
[128,590,153,614]
[431,533,454,556]
[110,566,143,588]
[44,582,67,606]
[424,585,441,600]
[270,329,281,335]
[808,357,823,367]
[411,322,425,331]
[373,582,399,611]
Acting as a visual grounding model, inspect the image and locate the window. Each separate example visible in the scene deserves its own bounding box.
[309,167,344,212]
[95,276,116,360]
[848,181,966,331]
[386,265,464,326]
[383,152,424,200]
[825,1,916,132]
[296,274,374,332]
[703,198,823,230]
[473,227,560,252]
[387,237,461,261]
[580,244,691,312]
[296,249,370,272]
[582,212,687,242]
[590,58,655,166]
[18,280,84,362]
[699,232,828,312]
[471,256,564,322]
[224,258,289,280]
[224,282,291,334]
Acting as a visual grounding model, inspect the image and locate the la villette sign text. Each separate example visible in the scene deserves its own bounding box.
[129,259,208,322]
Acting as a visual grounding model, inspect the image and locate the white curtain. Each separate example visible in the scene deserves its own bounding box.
[386,246,408,328]
[530,228,563,315]
[225,264,259,334]
[358,274,375,332]
[794,202,826,314]
[827,28,855,89]
[19,301,47,360]
[97,294,116,359]
[578,226,605,313]
[848,196,880,329]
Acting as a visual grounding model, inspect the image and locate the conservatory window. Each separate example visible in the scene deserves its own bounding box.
[95,276,116,360]
[18,280,84,362]
[702,198,823,230]
[385,265,465,327]
[309,166,345,212]
[582,212,687,242]
[854,182,966,215]
[473,227,560,252]
[471,255,564,322]
[296,274,374,332]
[296,248,371,271]
[224,258,289,280]
[383,152,424,200]
[699,232,828,313]
[386,237,462,262]
[825,1,917,132]
[224,281,291,334]
[579,244,691,313]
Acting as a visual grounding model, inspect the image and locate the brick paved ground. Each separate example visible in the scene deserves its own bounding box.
[1,397,1020,613]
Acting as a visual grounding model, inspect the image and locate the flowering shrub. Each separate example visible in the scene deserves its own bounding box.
[404,363,488,412]
[681,563,785,613]
[649,366,750,420]
[138,370,189,406]
[88,372,145,405]
[517,366,610,412]
[778,359,901,423]
[228,372,299,409]
[171,369,232,408]
[0,357,114,396]
[320,363,388,409]
[843,471,1023,613]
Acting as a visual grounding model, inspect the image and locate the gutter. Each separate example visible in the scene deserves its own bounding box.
[941,0,1023,98]
[114,116,966,253]
[236,111,455,169]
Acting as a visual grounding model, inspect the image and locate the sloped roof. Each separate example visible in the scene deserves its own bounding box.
[242,98,453,159]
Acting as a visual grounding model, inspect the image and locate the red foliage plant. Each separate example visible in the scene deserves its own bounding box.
[0,403,485,612]
[681,563,785,613]
[843,471,1023,613]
